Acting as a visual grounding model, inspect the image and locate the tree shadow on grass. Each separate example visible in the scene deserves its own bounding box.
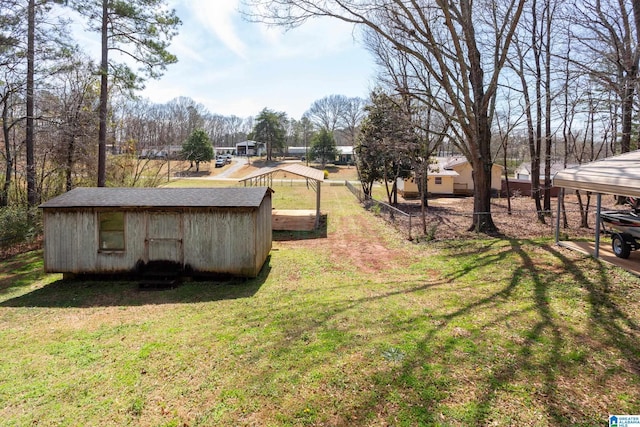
[0,258,271,308]
[308,238,640,425]
[174,170,211,177]
[466,240,640,425]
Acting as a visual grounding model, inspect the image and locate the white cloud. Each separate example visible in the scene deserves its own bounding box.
[252,16,362,61]
[181,0,247,59]
[137,0,376,118]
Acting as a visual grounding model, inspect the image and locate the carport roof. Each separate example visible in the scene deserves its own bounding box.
[553,150,640,197]
[239,163,325,182]
[39,187,272,209]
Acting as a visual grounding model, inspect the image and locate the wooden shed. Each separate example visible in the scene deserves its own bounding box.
[39,187,273,278]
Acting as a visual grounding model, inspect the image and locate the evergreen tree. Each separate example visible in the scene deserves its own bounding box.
[182,128,213,172]
[252,108,286,161]
[309,128,338,168]
[71,0,181,186]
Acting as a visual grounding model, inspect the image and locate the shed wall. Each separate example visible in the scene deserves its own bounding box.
[253,194,272,274]
[43,210,148,273]
[43,201,272,277]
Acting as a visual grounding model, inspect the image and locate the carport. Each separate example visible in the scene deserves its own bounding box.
[553,150,640,275]
[240,164,325,230]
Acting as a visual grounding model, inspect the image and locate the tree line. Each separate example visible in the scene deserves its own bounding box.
[0,0,367,211]
[3,0,640,238]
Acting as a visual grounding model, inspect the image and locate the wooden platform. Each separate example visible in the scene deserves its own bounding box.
[272,210,317,231]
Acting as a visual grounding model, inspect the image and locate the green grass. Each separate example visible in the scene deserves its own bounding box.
[0,185,639,426]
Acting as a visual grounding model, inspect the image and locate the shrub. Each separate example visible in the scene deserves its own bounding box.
[0,206,41,247]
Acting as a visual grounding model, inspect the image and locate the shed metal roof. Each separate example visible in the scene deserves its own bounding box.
[39,187,272,209]
[552,150,640,197]
[240,163,325,182]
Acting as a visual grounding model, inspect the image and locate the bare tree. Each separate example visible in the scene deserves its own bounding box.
[570,0,639,154]
[340,96,366,146]
[40,58,100,192]
[244,0,525,232]
[305,94,350,132]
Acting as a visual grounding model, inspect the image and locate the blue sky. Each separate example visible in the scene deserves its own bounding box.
[135,0,377,119]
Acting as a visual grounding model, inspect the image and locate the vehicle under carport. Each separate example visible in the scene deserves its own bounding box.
[553,150,640,275]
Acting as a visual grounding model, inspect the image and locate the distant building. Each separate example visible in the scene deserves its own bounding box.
[335,146,354,165]
[514,162,576,181]
[215,146,236,156]
[398,157,503,198]
[236,140,266,157]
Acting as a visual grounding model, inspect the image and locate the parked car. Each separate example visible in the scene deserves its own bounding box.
[215,157,225,168]
[224,154,232,163]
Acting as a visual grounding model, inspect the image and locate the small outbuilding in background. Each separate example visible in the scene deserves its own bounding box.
[39,187,273,278]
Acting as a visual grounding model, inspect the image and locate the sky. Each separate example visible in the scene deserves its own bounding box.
[130,0,378,120]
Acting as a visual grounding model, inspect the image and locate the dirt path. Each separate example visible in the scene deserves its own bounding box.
[275,187,415,275]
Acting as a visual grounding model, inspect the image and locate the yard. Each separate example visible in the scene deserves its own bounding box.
[0,183,639,426]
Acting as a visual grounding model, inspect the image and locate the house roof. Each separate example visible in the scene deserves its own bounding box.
[430,169,459,177]
[553,150,640,198]
[442,157,468,169]
[436,156,504,171]
[39,187,272,209]
[516,162,578,175]
[337,146,353,155]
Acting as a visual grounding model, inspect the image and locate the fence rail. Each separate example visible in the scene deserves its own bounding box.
[344,180,600,242]
[346,181,415,240]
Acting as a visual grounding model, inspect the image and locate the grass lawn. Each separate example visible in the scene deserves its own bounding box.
[1,184,639,426]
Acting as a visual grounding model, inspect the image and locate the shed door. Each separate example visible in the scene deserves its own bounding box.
[146,213,183,264]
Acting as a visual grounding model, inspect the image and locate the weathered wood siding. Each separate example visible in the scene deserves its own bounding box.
[43,194,272,278]
[43,209,146,273]
[183,209,254,275]
[182,194,271,277]
[147,213,183,263]
[253,194,272,275]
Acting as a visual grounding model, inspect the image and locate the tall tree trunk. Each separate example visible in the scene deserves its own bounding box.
[469,117,497,233]
[620,81,635,153]
[466,7,497,233]
[543,0,553,213]
[26,0,37,206]
[65,135,75,192]
[1,101,13,207]
[532,0,545,223]
[97,0,109,187]
[502,141,512,215]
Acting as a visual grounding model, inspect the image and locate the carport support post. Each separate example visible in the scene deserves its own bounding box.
[595,193,602,258]
[315,181,321,229]
[555,188,563,244]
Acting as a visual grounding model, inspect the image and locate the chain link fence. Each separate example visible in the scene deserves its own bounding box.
[345,180,598,242]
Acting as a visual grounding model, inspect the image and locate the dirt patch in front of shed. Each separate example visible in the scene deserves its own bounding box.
[276,214,412,275]
[274,192,608,276]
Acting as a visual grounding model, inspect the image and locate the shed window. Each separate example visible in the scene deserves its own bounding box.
[435,177,443,185]
[99,212,125,251]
